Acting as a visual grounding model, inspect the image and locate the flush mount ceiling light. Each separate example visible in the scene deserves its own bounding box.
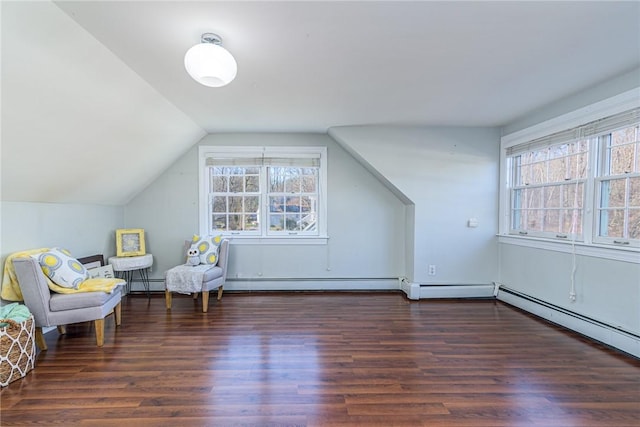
[184,33,237,87]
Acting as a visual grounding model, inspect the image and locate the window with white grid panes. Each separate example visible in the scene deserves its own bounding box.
[201,147,327,240]
[268,167,318,233]
[509,139,588,240]
[211,166,261,234]
[504,107,639,249]
[595,124,640,246]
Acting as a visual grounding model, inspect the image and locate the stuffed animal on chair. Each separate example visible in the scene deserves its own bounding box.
[186,245,200,266]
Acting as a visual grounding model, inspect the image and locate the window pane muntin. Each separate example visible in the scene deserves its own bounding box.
[630,177,640,207]
[561,209,582,235]
[228,214,242,231]
[599,209,625,238]
[213,196,227,213]
[300,196,315,213]
[245,175,259,192]
[284,173,302,193]
[301,168,318,192]
[229,196,243,213]
[524,186,543,209]
[285,214,300,231]
[610,144,636,175]
[229,176,244,192]
[244,214,259,231]
[562,183,583,208]
[213,214,227,230]
[213,175,228,192]
[269,168,285,192]
[269,215,284,231]
[269,196,284,213]
[285,196,301,212]
[526,160,547,185]
[611,125,638,146]
[525,209,544,232]
[629,209,640,239]
[600,178,627,209]
[245,196,260,213]
[545,186,561,209]
[543,210,560,233]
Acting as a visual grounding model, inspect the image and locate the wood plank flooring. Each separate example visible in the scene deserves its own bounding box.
[1,292,639,426]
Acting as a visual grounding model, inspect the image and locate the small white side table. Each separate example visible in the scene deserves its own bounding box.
[108,254,153,299]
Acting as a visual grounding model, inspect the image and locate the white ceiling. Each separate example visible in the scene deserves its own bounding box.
[53,0,640,132]
[2,1,639,205]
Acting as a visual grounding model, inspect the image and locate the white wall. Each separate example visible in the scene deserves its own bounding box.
[0,201,124,297]
[329,126,501,284]
[502,67,640,136]
[499,244,639,335]
[124,133,407,289]
[498,72,640,336]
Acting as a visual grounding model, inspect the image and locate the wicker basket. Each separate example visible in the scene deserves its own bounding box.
[0,315,36,387]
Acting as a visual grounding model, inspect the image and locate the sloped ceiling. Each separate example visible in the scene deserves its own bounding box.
[2,1,639,206]
[1,1,206,206]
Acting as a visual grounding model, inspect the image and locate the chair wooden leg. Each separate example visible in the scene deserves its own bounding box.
[94,318,105,347]
[57,325,67,335]
[35,327,47,351]
[202,291,209,313]
[114,302,122,326]
[193,292,199,300]
[165,290,172,309]
[217,285,224,300]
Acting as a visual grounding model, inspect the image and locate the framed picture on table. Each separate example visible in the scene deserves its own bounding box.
[115,228,146,257]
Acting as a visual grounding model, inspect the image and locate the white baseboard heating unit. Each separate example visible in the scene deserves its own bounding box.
[496,285,640,359]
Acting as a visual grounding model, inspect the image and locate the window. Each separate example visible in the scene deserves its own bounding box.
[199,146,327,242]
[508,139,587,240]
[502,104,640,250]
[595,124,640,245]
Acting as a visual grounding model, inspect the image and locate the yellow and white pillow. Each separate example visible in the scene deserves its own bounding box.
[31,248,89,289]
[190,235,222,265]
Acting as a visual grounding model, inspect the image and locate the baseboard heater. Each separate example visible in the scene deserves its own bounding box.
[400,280,495,300]
[497,285,640,359]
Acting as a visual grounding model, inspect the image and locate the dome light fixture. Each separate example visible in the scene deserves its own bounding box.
[184,33,237,87]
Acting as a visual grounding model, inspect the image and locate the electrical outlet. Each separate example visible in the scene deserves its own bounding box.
[428,265,436,276]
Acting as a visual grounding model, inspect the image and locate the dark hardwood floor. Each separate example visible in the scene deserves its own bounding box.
[1,292,639,426]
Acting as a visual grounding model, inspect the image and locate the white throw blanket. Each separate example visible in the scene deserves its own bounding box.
[165,264,214,294]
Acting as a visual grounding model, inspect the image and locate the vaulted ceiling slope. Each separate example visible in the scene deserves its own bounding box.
[1,1,206,206]
[2,1,639,206]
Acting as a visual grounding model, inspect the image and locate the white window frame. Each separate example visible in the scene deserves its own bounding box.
[499,88,640,262]
[199,146,328,245]
[507,139,588,241]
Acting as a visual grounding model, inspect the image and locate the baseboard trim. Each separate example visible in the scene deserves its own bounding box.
[142,277,400,292]
[497,286,640,358]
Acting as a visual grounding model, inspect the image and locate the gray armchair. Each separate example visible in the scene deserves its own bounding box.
[165,239,229,312]
[11,257,122,350]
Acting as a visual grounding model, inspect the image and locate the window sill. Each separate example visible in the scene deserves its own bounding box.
[498,234,639,264]
[224,236,329,245]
